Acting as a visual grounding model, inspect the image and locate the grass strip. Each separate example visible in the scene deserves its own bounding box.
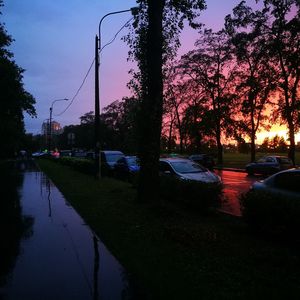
[37,159,300,300]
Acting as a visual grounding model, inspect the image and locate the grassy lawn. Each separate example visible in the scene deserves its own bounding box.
[37,159,300,299]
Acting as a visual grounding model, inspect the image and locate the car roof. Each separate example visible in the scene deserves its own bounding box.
[263,155,290,159]
[160,157,192,163]
[102,151,124,154]
[265,167,300,180]
[125,155,137,159]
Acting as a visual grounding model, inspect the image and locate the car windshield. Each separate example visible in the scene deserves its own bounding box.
[106,154,124,163]
[170,161,206,173]
[257,157,267,163]
[126,157,138,166]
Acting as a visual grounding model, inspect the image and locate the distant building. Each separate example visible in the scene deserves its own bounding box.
[42,120,63,135]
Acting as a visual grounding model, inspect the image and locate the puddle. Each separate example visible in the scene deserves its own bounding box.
[0,161,138,300]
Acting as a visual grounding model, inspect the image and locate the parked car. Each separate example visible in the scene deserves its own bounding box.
[32,151,47,158]
[72,150,87,158]
[251,168,300,200]
[101,151,125,176]
[245,155,293,175]
[60,150,72,157]
[159,157,221,185]
[189,154,215,169]
[114,156,140,180]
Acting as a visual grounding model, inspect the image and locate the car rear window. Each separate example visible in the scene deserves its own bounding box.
[278,157,292,164]
[274,172,300,192]
[106,154,124,163]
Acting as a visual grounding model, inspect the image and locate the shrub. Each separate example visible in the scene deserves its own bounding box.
[240,190,300,237]
[56,157,95,175]
[159,175,221,212]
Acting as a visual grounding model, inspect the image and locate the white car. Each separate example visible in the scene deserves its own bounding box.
[159,157,222,185]
[251,168,300,200]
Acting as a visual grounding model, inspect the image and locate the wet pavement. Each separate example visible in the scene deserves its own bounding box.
[215,169,262,216]
[0,160,136,300]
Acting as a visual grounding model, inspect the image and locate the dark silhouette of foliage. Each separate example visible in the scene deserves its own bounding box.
[126,0,206,202]
[226,0,300,164]
[225,2,277,162]
[178,29,238,164]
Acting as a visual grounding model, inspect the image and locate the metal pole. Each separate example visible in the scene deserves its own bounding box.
[95,7,137,179]
[48,98,68,154]
[95,35,100,178]
[49,107,53,153]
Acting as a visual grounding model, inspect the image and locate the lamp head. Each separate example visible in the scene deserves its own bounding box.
[130,7,139,16]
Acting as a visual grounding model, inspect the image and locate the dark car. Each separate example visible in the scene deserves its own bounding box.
[245,155,293,176]
[251,168,300,200]
[60,150,72,157]
[189,154,215,169]
[114,156,140,181]
[101,151,125,176]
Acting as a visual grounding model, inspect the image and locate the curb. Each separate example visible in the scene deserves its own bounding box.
[213,167,246,173]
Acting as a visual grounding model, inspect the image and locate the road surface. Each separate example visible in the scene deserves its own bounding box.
[215,170,263,216]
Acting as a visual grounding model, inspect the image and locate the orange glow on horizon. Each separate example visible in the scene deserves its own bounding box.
[256,125,300,144]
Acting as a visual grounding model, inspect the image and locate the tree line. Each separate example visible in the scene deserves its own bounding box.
[1,0,299,204]
[135,0,300,166]
[56,1,298,164]
[38,1,300,168]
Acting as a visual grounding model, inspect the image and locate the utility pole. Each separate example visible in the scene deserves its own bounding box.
[94,35,100,179]
[49,107,53,153]
[94,7,138,179]
[48,98,69,154]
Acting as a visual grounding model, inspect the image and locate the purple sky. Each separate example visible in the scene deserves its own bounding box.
[3,0,258,134]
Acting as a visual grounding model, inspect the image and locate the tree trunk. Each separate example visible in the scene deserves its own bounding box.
[137,0,164,203]
[250,107,256,162]
[287,120,296,165]
[167,117,174,153]
[216,123,223,165]
[250,134,256,162]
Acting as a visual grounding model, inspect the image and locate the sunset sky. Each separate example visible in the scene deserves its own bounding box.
[2,0,299,143]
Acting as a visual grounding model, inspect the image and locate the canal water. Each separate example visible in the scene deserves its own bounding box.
[0,161,136,300]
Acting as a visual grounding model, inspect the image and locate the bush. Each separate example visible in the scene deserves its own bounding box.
[159,175,221,212]
[240,190,300,237]
[56,157,95,175]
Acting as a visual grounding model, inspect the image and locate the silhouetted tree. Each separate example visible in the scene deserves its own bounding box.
[260,137,270,152]
[127,0,206,202]
[225,1,277,162]
[101,97,139,153]
[178,29,238,164]
[278,136,288,153]
[229,0,300,164]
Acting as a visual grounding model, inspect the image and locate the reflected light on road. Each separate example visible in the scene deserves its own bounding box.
[215,170,260,217]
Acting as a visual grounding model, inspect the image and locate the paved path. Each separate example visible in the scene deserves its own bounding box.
[0,160,135,300]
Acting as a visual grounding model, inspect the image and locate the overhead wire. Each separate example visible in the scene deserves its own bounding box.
[99,17,133,54]
[54,16,133,117]
[54,58,95,117]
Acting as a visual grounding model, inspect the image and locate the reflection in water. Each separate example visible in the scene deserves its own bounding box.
[0,161,139,300]
[93,235,100,300]
[0,161,34,292]
[215,170,260,216]
[46,179,52,218]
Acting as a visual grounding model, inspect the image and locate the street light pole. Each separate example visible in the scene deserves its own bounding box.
[94,7,138,179]
[49,98,69,153]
